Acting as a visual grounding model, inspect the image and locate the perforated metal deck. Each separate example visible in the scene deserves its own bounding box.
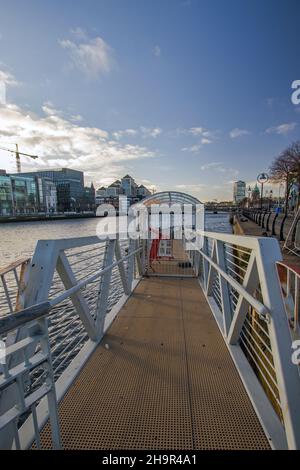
[38,277,270,450]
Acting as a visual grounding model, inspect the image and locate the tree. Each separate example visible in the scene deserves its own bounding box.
[269,151,295,214]
[285,141,300,206]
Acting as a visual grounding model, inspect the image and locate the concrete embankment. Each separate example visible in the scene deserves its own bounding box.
[0,213,97,224]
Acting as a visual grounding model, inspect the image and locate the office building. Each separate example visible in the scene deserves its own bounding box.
[233,181,246,204]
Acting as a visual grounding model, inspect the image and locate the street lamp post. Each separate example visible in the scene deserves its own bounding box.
[247,186,251,208]
[269,189,273,211]
[257,173,269,210]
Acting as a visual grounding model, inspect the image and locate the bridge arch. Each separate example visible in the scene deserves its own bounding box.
[136,191,202,207]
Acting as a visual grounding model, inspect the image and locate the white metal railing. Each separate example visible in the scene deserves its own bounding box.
[187,231,300,450]
[0,302,61,449]
[0,235,143,449]
[1,230,300,450]
[0,258,31,314]
[276,261,300,338]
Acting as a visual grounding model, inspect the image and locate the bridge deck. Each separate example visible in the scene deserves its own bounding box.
[38,277,270,450]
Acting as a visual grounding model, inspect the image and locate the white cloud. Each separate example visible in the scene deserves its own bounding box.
[0,102,155,185]
[70,27,87,40]
[0,69,19,87]
[229,128,250,139]
[112,127,162,140]
[181,144,201,153]
[188,127,205,136]
[141,127,162,138]
[265,122,297,135]
[200,162,223,171]
[59,36,113,79]
[113,129,138,140]
[153,45,161,57]
[70,114,83,122]
[201,138,212,145]
[199,162,239,178]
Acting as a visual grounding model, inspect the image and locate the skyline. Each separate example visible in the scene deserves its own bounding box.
[0,0,300,201]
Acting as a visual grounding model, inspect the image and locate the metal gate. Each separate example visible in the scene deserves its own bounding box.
[145,237,195,277]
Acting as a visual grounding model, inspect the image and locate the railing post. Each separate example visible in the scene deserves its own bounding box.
[227,252,259,344]
[216,240,232,336]
[256,238,300,449]
[95,239,116,337]
[115,240,130,295]
[127,239,136,293]
[56,252,97,341]
[266,212,272,233]
[280,214,287,242]
[272,212,278,236]
[38,318,62,450]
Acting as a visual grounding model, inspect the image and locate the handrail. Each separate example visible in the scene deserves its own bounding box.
[50,247,142,308]
[0,301,51,335]
[200,249,269,318]
[1,229,300,450]
[276,261,300,336]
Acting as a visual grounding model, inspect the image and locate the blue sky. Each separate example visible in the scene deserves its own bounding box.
[0,0,299,201]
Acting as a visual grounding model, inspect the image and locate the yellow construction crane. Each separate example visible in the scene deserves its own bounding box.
[0,144,38,173]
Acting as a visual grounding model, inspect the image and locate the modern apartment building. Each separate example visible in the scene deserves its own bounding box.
[14,168,84,212]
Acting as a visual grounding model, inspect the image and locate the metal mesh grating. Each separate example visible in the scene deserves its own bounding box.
[36,278,270,450]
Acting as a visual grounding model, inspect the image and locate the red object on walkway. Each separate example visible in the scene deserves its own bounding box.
[149,239,160,263]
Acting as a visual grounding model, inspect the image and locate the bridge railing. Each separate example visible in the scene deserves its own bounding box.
[0,235,143,449]
[0,258,31,314]
[1,230,300,449]
[187,231,300,450]
[276,261,300,338]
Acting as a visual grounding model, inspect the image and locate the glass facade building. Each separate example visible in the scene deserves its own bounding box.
[15,168,84,212]
[0,174,13,216]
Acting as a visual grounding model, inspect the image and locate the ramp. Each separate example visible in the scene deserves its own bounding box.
[37,277,270,450]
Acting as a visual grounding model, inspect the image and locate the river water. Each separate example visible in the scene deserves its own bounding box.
[0,212,231,264]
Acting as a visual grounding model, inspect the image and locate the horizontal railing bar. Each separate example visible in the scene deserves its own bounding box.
[66,245,104,258]
[241,325,275,371]
[0,258,31,277]
[224,249,250,265]
[0,302,51,335]
[50,247,142,308]
[200,249,269,317]
[239,335,281,404]
[225,257,248,273]
[244,317,273,355]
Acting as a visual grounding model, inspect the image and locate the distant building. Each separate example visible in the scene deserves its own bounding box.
[96,187,106,197]
[14,168,84,212]
[95,175,151,209]
[251,184,260,206]
[233,181,246,204]
[0,172,13,215]
[36,177,57,213]
[137,185,151,198]
[0,173,40,216]
[121,175,138,197]
[106,180,123,198]
[82,183,96,211]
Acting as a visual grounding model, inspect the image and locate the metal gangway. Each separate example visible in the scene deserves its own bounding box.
[0,192,300,450]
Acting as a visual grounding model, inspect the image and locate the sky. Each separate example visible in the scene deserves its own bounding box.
[0,0,300,202]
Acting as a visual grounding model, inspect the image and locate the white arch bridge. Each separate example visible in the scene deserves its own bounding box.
[0,191,299,450]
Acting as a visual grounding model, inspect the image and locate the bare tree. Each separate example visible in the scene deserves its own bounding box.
[285,141,300,208]
[269,151,295,214]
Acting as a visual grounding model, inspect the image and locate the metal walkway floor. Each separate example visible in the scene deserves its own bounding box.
[39,277,270,450]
